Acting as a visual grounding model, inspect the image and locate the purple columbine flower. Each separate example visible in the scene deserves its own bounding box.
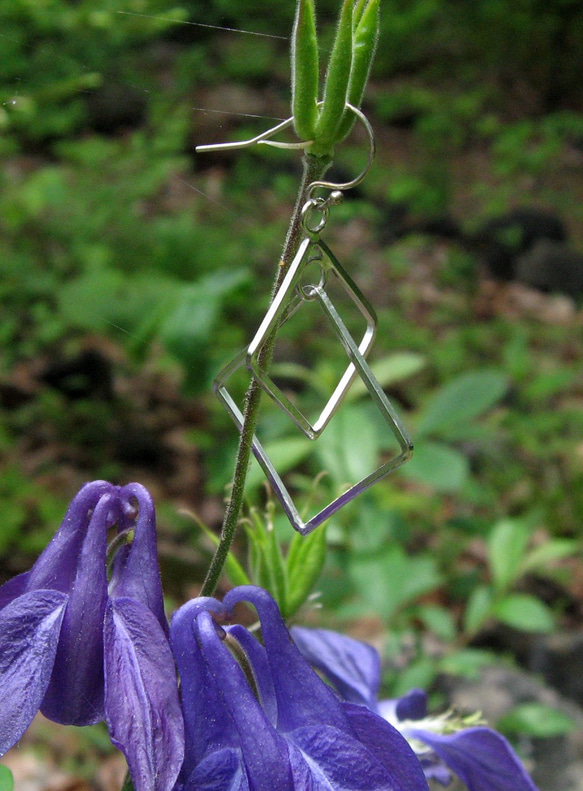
[170,585,429,791]
[291,626,540,791]
[0,480,184,791]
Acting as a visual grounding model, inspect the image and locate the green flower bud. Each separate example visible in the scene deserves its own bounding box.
[311,0,354,156]
[337,0,380,141]
[291,0,319,141]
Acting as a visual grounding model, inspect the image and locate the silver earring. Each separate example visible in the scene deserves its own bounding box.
[204,106,413,533]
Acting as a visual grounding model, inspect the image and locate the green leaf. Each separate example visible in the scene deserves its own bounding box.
[438,648,499,679]
[160,270,248,391]
[285,524,327,617]
[521,539,581,575]
[416,604,457,641]
[316,403,380,485]
[59,267,126,330]
[291,0,319,140]
[493,594,555,633]
[392,656,438,698]
[524,369,576,401]
[353,0,369,26]
[418,370,508,437]
[0,766,14,791]
[197,521,251,588]
[312,0,354,155]
[347,352,426,401]
[488,519,531,593]
[463,584,494,635]
[244,509,288,612]
[400,440,469,492]
[265,518,289,612]
[247,523,264,586]
[498,703,577,738]
[246,436,313,491]
[349,545,442,621]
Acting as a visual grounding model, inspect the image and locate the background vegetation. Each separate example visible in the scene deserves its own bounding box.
[1,0,583,781]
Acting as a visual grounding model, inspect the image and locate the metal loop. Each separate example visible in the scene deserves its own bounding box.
[296,249,327,300]
[301,197,329,238]
[306,104,376,199]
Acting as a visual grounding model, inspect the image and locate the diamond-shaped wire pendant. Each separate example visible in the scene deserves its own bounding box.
[214,280,414,535]
[246,237,377,440]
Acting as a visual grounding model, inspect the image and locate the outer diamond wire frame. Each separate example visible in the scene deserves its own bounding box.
[246,237,377,440]
[213,288,414,536]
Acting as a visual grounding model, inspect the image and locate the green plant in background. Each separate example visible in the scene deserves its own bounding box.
[464,517,580,637]
[0,1,582,784]
[403,368,508,493]
[0,468,69,557]
[0,0,578,620]
[374,514,581,702]
[0,0,188,147]
[0,765,13,791]
[316,370,510,620]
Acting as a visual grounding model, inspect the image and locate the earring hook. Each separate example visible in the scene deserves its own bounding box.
[196,116,307,153]
[307,105,376,199]
[196,104,376,196]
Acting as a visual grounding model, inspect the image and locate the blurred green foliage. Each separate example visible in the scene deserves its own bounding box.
[0,0,582,716]
[0,765,13,791]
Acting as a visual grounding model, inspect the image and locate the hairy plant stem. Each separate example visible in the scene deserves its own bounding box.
[200,153,331,597]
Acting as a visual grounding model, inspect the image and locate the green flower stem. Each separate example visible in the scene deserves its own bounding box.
[200,153,330,598]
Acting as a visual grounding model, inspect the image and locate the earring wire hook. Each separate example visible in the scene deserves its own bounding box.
[196,116,302,153]
[196,103,376,195]
[307,105,376,198]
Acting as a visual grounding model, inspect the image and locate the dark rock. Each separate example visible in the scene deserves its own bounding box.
[40,349,114,401]
[515,239,583,297]
[475,209,567,280]
[527,632,583,708]
[388,207,583,296]
[86,83,147,135]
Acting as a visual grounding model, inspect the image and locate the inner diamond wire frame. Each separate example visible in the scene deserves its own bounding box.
[213,286,414,536]
[246,237,377,440]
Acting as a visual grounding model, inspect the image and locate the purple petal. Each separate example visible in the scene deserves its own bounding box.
[27,481,115,594]
[0,571,30,611]
[222,588,425,790]
[395,689,428,722]
[104,598,184,791]
[181,749,250,791]
[288,724,404,790]
[0,589,67,755]
[109,484,167,632]
[227,624,278,726]
[194,610,293,791]
[223,587,348,733]
[345,703,430,791]
[170,600,240,779]
[41,492,113,725]
[420,759,452,786]
[408,727,539,791]
[291,626,381,710]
